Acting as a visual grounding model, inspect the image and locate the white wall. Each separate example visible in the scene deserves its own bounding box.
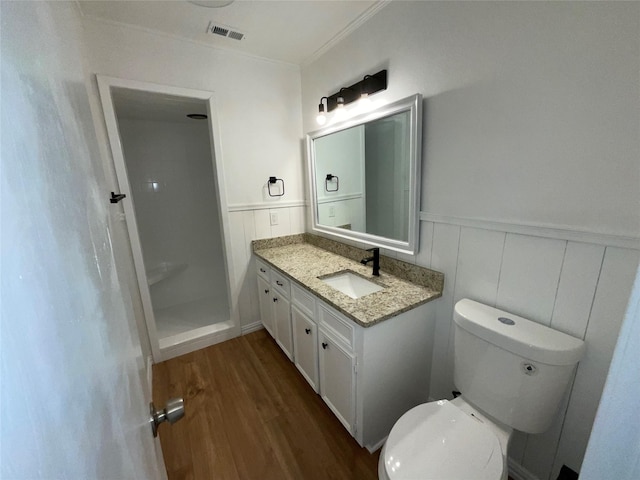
[118,118,228,311]
[81,16,306,330]
[83,16,304,207]
[301,1,640,478]
[1,2,164,478]
[302,1,639,238]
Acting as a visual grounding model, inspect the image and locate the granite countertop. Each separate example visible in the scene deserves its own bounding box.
[254,242,442,328]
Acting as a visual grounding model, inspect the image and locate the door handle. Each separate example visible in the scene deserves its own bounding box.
[150,398,185,437]
[305,328,311,334]
[322,342,328,349]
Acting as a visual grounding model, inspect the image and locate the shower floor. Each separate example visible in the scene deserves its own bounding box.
[154,294,229,340]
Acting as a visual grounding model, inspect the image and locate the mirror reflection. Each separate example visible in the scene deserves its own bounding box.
[314,110,411,241]
[308,94,421,253]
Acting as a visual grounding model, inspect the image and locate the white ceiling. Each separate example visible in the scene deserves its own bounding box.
[112,88,208,123]
[78,0,387,65]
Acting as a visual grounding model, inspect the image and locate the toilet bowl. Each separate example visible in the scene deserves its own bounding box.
[378,299,585,480]
[378,397,511,480]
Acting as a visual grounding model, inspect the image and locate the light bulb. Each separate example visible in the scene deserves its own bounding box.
[334,107,346,121]
[316,99,327,125]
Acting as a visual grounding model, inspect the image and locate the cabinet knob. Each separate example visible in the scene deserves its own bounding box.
[264,289,269,294]
[276,280,283,286]
[260,268,266,273]
[322,342,328,349]
[273,297,278,303]
[305,328,311,334]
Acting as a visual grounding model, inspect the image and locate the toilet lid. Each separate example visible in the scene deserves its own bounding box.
[383,400,504,480]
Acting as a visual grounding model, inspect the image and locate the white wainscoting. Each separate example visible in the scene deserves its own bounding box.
[227,203,638,479]
[406,217,639,480]
[227,204,307,330]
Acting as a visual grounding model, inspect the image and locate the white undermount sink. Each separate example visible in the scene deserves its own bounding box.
[320,271,384,299]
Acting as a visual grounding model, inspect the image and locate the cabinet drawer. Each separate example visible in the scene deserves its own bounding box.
[256,258,270,281]
[271,270,290,298]
[318,303,354,350]
[291,283,315,318]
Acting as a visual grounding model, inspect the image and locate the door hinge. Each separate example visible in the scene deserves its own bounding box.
[353,362,358,374]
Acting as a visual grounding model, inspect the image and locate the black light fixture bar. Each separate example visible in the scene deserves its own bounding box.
[325,70,387,112]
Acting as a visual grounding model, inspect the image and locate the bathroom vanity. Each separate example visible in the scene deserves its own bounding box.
[253,235,443,451]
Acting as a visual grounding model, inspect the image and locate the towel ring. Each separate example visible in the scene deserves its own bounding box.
[325,174,339,192]
[267,176,285,197]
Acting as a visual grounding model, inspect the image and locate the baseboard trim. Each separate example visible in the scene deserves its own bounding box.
[367,436,387,453]
[420,212,640,250]
[508,458,540,480]
[241,321,264,335]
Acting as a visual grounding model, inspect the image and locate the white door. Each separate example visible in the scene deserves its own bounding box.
[1,2,166,476]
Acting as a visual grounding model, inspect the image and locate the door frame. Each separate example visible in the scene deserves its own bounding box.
[97,75,240,362]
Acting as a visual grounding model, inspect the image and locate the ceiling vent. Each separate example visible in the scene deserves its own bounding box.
[206,21,245,41]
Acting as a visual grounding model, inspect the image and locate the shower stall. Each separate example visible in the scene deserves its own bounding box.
[98,77,237,362]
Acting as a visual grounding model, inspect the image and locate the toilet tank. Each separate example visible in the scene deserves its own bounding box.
[453,299,585,434]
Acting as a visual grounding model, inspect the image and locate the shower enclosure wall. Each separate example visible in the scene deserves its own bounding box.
[98,78,237,363]
[116,109,229,347]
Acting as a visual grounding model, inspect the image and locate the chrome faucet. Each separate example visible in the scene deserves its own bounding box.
[361,247,380,276]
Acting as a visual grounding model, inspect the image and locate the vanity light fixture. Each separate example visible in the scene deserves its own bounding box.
[359,74,376,106]
[318,69,387,116]
[334,90,348,119]
[316,97,328,125]
[336,88,351,109]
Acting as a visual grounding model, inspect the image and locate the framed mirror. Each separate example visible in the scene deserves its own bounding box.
[306,94,422,254]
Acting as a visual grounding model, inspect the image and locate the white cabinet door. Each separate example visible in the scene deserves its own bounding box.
[274,293,293,360]
[292,305,319,392]
[318,327,356,435]
[257,275,275,338]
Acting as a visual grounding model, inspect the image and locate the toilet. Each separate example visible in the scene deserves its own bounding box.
[379,299,586,480]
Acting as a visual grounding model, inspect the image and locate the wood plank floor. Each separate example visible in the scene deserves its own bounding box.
[153,329,379,480]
